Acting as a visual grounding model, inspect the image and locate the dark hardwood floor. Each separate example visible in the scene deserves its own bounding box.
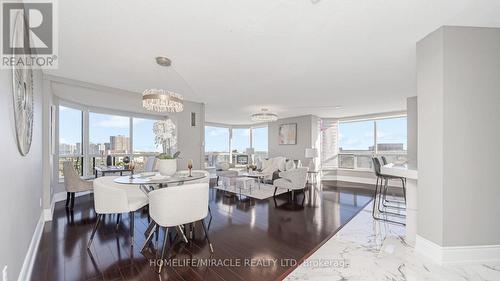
[30,180,372,281]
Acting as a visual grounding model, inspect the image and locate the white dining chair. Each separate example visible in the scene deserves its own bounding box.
[87,176,148,249]
[63,161,93,209]
[144,156,157,172]
[175,170,213,227]
[145,183,212,273]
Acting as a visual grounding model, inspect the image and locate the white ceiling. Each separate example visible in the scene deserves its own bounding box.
[45,0,500,124]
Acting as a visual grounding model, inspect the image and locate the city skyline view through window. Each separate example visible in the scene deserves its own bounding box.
[59,106,164,156]
[59,106,82,155]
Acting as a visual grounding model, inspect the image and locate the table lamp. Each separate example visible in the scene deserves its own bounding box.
[246,147,255,165]
[305,148,318,171]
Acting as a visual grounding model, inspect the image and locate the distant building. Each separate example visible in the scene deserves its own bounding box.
[110,135,130,154]
[369,143,404,151]
[59,143,76,155]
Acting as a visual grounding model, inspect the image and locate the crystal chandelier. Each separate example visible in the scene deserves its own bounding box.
[142,89,184,113]
[250,108,278,122]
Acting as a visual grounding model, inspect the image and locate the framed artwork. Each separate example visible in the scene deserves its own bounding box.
[278,123,297,145]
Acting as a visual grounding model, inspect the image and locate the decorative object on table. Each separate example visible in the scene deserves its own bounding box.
[187,159,193,177]
[278,123,297,145]
[106,155,113,166]
[123,156,130,169]
[153,118,180,176]
[305,148,318,171]
[157,152,180,176]
[142,88,184,113]
[153,119,177,154]
[11,12,34,156]
[251,108,278,122]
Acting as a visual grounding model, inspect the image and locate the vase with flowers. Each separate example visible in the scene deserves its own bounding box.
[153,119,181,176]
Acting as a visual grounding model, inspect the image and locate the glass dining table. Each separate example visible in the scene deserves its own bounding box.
[113,170,208,252]
[113,170,207,189]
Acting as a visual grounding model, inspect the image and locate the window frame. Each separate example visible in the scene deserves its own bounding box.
[204,123,268,167]
[56,99,165,182]
[335,114,407,171]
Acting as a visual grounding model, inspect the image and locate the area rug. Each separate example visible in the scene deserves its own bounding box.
[212,183,288,200]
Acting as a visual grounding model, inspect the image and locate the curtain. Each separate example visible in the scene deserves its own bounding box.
[320,119,338,169]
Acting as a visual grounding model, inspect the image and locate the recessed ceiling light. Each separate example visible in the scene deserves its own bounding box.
[156,56,172,67]
[334,105,343,109]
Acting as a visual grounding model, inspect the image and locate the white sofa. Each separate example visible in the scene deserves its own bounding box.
[257,157,301,182]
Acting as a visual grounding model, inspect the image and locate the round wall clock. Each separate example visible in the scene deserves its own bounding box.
[11,11,34,156]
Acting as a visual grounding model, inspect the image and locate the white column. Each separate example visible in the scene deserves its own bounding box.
[406,178,418,246]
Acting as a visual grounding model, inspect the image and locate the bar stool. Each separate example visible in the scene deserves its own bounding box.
[372,157,406,225]
[379,156,406,208]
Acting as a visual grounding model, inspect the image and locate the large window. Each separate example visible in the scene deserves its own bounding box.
[336,116,407,169]
[133,118,163,171]
[87,112,130,175]
[58,106,83,179]
[133,118,163,154]
[252,126,268,160]
[205,126,230,166]
[376,117,407,152]
[58,103,165,181]
[204,125,268,167]
[232,128,250,153]
[338,120,374,152]
[89,112,130,155]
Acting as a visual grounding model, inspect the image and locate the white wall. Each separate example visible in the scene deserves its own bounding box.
[417,26,500,247]
[0,69,44,281]
[441,26,500,247]
[417,27,445,246]
[407,96,418,170]
[47,76,205,193]
[268,115,318,165]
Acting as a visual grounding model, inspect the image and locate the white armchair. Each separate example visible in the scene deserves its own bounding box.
[87,176,148,249]
[273,167,308,201]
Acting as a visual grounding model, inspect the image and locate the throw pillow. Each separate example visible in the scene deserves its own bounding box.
[285,160,295,171]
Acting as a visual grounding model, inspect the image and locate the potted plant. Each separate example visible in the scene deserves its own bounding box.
[156,151,181,176]
[153,119,180,176]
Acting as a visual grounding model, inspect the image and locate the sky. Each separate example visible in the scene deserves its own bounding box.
[338,117,407,151]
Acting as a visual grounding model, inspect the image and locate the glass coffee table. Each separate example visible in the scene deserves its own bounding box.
[237,172,266,189]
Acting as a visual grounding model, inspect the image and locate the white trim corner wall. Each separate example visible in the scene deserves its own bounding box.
[416,235,500,265]
[43,198,55,222]
[17,213,44,281]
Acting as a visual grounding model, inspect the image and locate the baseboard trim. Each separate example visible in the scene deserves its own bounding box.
[336,176,376,186]
[17,212,44,281]
[53,190,92,203]
[416,235,500,264]
[320,175,375,185]
[43,198,55,221]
